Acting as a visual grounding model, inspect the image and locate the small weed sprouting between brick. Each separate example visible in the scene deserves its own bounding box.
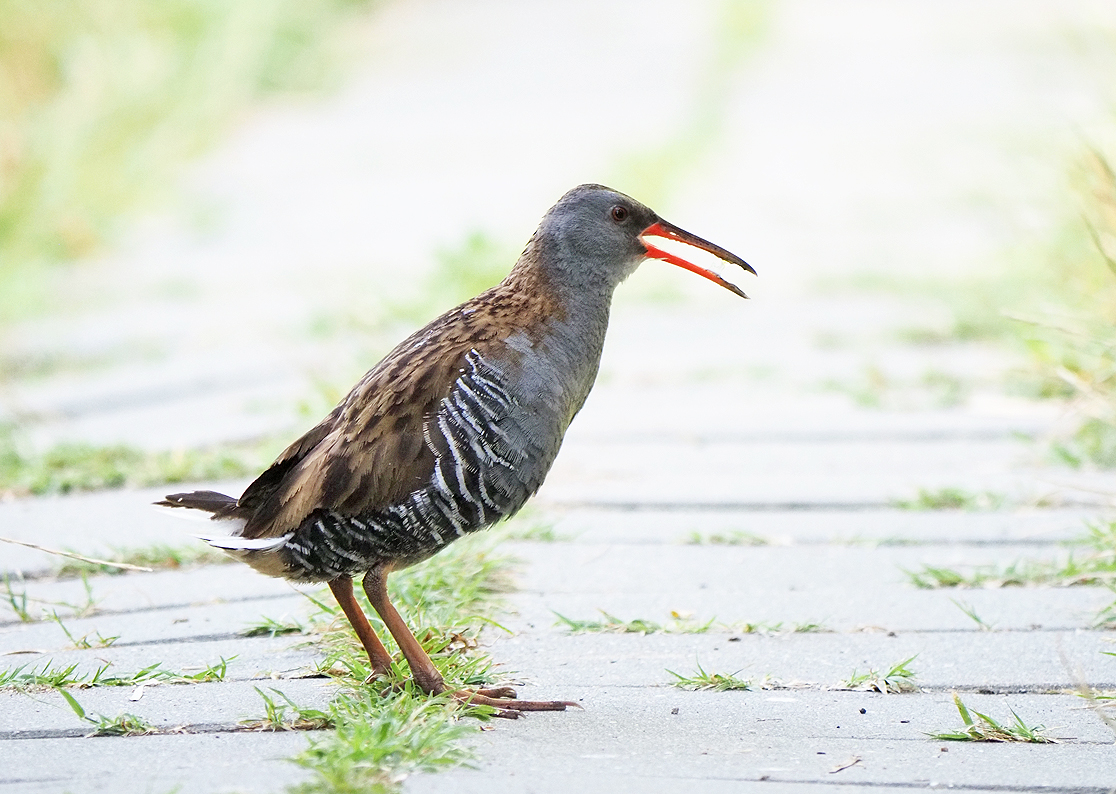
[0,536,156,576]
[787,621,831,634]
[50,611,119,649]
[1072,683,1116,740]
[0,660,85,689]
[177,656,236,683]
[240,687,333,732]
[0,657,236,691]
[893,488,1003,511]
[1096,585,1116,629]
[734,620,832,635]
[85,712,158,738]
[552,611,827,637]
[951,599,996,631]
[56,688,157,737]
[553,610,715,635]
[87,662,175,688]
[242,615,308,638]
[929,692,1057,743]
[3,574,33,622]
[552,617,828,636]
[54,543,233,579]
[499,523,566,542]
[683,530,768,546]
[906,520,1116,592]
[667,663,752,691]
[841,656,920,694]
[906,565,968,588]
[57,573,100,618]
[2,543,241,623]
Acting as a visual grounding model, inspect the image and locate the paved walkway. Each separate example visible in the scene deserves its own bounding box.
[2,2,1115,792]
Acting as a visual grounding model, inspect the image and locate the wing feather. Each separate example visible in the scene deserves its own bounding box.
[234,270,562,542]
[239,312,502,539]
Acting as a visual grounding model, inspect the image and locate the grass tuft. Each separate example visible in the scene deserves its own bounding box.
[0,425,279,498]
[56,688,157,737]
[85,712,159,738]
[0,659,85,689]
[553,609,714,635]
[497,517,567,543]
[732,620,831,635]
[929,693,1057,743]
[668,663,752,692]
[906,520,1116,591]
[280,536,515,791]
[289,687,477,794]
[951,599,996,631]
[242,615,308,638]
[50,611,118,648]
[893,488,1003,511]
[1096,585,1116,629]
[241,687,333,732]
[54,543,233,578]
[3,570,101,621]
[3,573,33,621]
[683,530,768,546]
[842,656,920,694]
[0,657,235,690]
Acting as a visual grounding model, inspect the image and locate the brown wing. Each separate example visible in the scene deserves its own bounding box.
[235,262,561,541]
[238,312,503,540]
[234,404,343,516]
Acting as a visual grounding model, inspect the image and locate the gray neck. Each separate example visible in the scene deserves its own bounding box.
[505,293,610,432]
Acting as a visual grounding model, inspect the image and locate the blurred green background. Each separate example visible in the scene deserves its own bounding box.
[0,0,373,322]
[1,0,1116,497]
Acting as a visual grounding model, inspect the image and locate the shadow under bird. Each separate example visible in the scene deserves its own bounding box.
[158,184,754,717]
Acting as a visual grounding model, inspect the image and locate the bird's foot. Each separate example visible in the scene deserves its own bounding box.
[450,688,580,720]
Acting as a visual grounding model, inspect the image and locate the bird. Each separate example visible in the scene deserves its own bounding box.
[157,184,754,717]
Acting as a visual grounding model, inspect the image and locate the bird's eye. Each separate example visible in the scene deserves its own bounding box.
[610,205,629,222]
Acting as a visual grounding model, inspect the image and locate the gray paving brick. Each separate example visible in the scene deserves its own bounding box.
[0,732,314,794]
[404,688,1116,792]
[0,678,337,737]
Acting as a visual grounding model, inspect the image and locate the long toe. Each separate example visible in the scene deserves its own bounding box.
[474,686,517,699]
[452,690,579,713]
[489,698,580,712]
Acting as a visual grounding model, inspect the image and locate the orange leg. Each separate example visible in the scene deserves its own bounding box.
[328,576,393,677]
[361,566,576,719]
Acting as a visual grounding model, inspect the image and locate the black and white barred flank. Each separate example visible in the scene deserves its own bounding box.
[280,349,537,581]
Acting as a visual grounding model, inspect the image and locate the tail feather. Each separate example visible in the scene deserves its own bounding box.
[155,490,238,517]
[194,531,292,551]
[155,489,292,577]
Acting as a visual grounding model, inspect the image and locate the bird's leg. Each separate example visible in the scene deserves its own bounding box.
[327,576,393,679]
[361,567,577,718]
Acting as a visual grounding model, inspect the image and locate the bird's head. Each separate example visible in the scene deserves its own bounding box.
[531,184,755,300]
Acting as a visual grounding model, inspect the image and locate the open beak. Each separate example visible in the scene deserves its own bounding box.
[639,220,756,298]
